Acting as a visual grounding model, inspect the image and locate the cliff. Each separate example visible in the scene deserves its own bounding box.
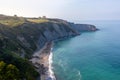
[0,14,98,80]
[70,23,98,32]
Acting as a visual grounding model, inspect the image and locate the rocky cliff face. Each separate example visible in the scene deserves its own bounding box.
[32,22,79,50]
[0,22,78,58]
[0,17,98,58]
[70,23,98,32]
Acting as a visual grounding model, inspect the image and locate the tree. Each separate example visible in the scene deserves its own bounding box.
[5,64,20,80]
[0,61,20,80]
[42,16,46,19]
[0,61,6,79]
[14,14,17,17]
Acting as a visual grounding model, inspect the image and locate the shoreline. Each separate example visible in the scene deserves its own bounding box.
[30,42,56,80]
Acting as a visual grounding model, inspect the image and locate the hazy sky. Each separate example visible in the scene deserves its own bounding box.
[0,0,120,21]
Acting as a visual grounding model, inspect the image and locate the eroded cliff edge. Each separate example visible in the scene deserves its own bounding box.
[0,15,98,80]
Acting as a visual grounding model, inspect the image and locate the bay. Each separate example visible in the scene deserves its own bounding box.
[52,20,120,80]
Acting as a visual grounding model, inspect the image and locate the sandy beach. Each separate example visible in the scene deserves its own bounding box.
[30,42,55,80]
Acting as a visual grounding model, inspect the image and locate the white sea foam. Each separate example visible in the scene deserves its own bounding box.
[48,48,56,80]
[77,70,81,80]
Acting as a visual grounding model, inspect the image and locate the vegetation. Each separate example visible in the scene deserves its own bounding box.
[0,53,39,80]
[0,15,50,27]
[0,61,20,80]
[0,15,42,80]
[0,16,25,27]
[27,18,49,23]
[0,33,39,80]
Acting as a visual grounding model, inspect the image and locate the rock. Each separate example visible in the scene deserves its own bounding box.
[70,23,98,32]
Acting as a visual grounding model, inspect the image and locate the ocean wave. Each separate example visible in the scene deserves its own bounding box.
[48,49,56,80]
[77,70,81,80]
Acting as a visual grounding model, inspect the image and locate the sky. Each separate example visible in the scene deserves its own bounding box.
[0,0,120,21]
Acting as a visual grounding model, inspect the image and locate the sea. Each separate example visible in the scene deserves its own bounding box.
[51,20,120,80]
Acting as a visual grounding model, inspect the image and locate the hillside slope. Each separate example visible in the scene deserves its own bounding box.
[0,14,97,80]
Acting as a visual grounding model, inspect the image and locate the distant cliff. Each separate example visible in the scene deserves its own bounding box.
[70,23,98,32]
[0,14,98,80]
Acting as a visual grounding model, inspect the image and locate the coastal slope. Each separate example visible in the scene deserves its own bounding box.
[0,14,98,80]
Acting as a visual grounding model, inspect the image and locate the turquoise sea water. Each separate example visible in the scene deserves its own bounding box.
[52,20,120,80]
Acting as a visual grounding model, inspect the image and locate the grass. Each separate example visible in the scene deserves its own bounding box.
[0,17,25,27]
[0,15,50,27]
[27,18,49,23]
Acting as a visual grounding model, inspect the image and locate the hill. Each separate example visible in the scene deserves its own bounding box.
[0,14,98,80]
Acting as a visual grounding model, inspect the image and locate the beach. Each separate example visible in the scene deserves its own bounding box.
[30,42,56,80]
